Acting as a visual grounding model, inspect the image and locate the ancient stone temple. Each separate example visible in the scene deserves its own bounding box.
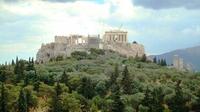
[103,30,127,43]
[102,30,144,57]
[36,30,145,63]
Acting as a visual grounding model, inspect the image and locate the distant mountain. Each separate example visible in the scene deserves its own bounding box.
[149,45,200,71]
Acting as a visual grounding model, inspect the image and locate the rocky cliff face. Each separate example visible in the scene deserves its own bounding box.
[103,42,145,57]
[36,42,145,63]
[36,43,68,63]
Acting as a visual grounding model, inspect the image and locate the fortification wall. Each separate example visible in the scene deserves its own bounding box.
[36,41,145,63]
[55,36,68,43]
[36,33,145,63]
[36,42,99,63]
[103,42,145,57]
[36,43,68,63]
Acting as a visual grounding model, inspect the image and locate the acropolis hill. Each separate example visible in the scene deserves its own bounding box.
[36,30,145,63]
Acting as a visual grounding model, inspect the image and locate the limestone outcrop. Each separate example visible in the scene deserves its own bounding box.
[103,42,145,57]
[36,31,145,63]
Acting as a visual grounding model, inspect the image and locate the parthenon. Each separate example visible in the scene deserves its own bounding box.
[103,30,127,43]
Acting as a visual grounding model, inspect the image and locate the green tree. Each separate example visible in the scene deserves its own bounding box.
[141,54,147,62]
[167,81,189,112]
[151,86,164,112]
[159,59,167,66]
[33,81,40,93]
[31,57,34,64]
[71,51,88,60]
[11,59,15,66]
[163,59,167,66]
[18,89,28,112]
[24,86,38,112]
[153,57,157,63]
[25,70,38,86]
[121,93,145,112]
[110,84,124,112]
[142,87,153,111]
[60,70,69,86]
[77,77,95,99]
[0,70,6,83]
[89,48,105,55]
[0,83,8,112]
[68,76,81,91]
[14,57,20,82]
[60,93,82,112]
[110,64,119,86]
[26,57,35,71]
[16,56,19,65]
[33,72,40,93]
[75,93,90,112]
[95,81,107,97]
[51,82,62,112]
[91,96,108,111]
[192,88,200,111]
[51,93,62,112]
[24,74,29,87]
[55,82,62,96]
[121,66,132,94]
[15,60,25,83]
[55,55,63,61]
[110,64,120,93]
[160,59,164,66]
[158,59,161,65]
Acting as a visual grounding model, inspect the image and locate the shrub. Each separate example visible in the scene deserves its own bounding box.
[89,48,105,55]
[71,51,88,60]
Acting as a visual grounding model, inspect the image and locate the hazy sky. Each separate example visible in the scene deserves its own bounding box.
[0,0,200,63]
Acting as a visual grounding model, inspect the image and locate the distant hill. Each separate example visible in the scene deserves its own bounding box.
[149,45,200,71]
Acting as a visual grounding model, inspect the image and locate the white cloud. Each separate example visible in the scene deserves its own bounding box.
[182,26,200,36]
[1,0,143,35]
[0,0,117,61]
[0,35,48,53]
[0,0,200,64]
[1,0,114,36]
[108,0,136,20]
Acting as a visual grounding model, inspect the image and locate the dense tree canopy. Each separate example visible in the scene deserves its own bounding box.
[0,49,199,112]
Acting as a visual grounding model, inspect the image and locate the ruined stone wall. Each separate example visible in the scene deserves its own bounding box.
[87,37,100,49]
[36,33,145,63]
[103,42,145,57]
[36,43,68,63]
[55,36,68,43]
[36,41,145,63]
[36,42,100,63]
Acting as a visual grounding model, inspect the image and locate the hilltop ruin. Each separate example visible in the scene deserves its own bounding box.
[36,30,145,63]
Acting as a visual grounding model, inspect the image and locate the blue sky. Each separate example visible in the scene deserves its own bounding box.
[0,0,200,64]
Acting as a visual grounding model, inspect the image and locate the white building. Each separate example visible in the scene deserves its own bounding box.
[173,55,184,71]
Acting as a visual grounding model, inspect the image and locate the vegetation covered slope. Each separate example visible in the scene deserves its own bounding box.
[0,48,200,112]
